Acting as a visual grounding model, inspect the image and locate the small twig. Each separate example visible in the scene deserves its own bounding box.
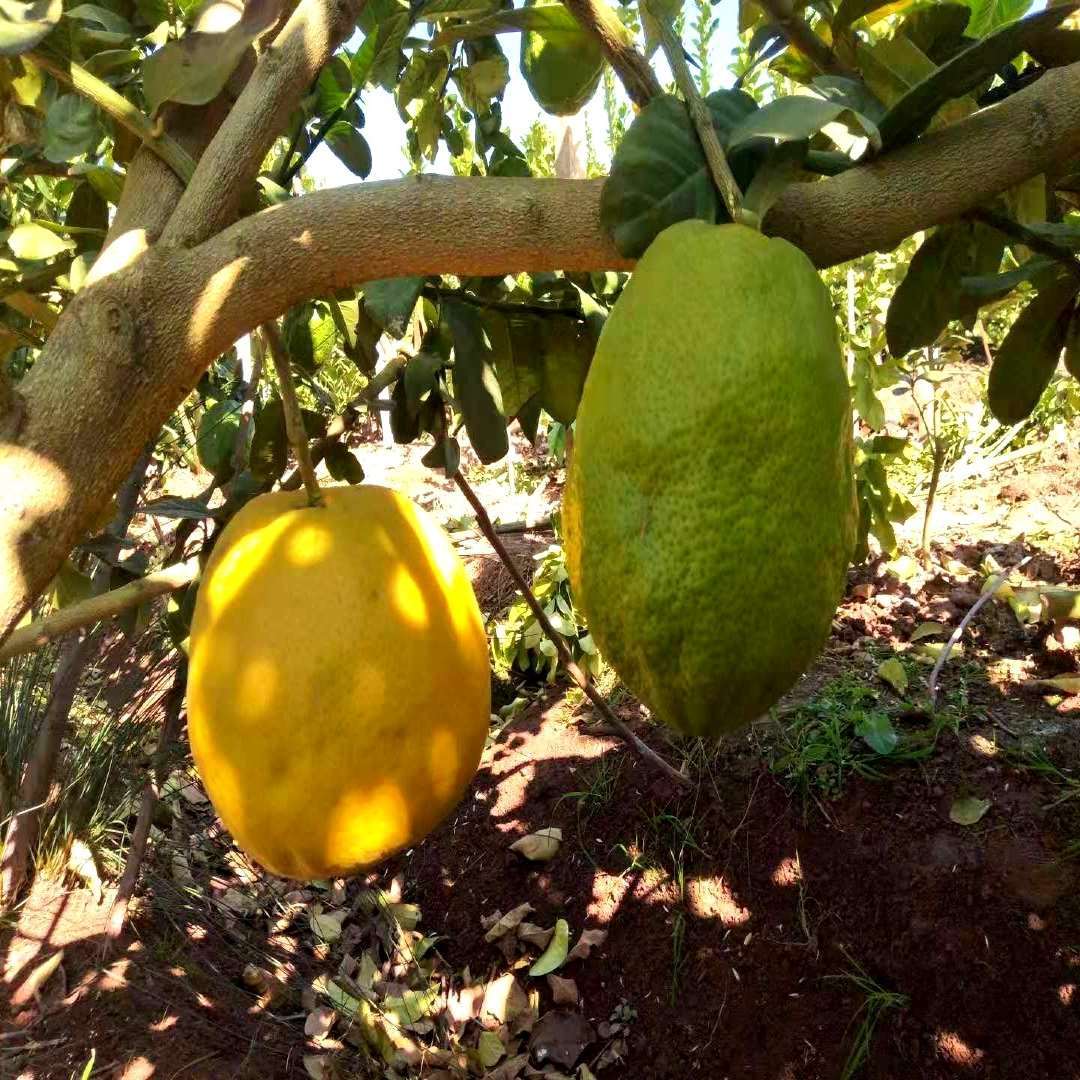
[453,470,691,789]
[928,571,1013,704]
[562,0,662,108]
[29,50,196,184]
[261,322,323,506]
[0,561,198,663]
[756,0,850,77]
[971,207,1080,279]
[281,89,358,186]
[103,659,188,952]
[649,2,742,222]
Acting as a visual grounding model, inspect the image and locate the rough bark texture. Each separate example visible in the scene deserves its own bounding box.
[563,0,662,107]
[1,60,1080,650]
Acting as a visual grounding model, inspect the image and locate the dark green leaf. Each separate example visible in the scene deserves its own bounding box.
[600,90,760,258]
[283,303,315,373]
[446,300,508,464]
[324,443,365,484]
[421,436,460,476]
[325,123,371,177]
[0,0,61,56]
[886,222,1002,356]
[960,256,1057,300]
[362,276,424,334]
[878,4,1079,149]
[741,138,809,221]
[404,350,446,410]
[313,55,352,116]
[517,395,542,443]
[389,377,421,443]
[65,182,108,254]
[988,275,1078,422]
[489,311,542,418]
[65,3,131,34]
[250,398,288,483]
[140,496,217,520]
[43,94,102,162]
[196,399,241,480]
[539,315,592,424]
[899,4,972,62]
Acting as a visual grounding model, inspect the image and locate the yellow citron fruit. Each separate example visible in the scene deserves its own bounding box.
[186,484,491,880]
[563,221,857,738]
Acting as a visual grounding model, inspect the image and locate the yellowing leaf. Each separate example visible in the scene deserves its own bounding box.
[7,222,75,260]
[1030,676,1080,696]
[309,904,346,942]
[950,796,990,826]
[910,621,948,642]
[509,827,562,862]
[877,657,908,694]
[529,917,569,976]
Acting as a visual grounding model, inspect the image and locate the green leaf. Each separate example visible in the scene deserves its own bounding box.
[454,54,509,110]
[283,303,315,373]
[324,443,365,484]
[396,48,450,110]
[389,378,420,443]
[476,1029,505,1069]
[878,4,1079,148]
[960,257,1058,301]
[876,656,909,694]
[404,349,446,411]
[142,0,284,114]
[325,123,371,177]
[600,89,760,259]
[529,917,569,976]
[539,315,592,424]
[140,496,217,520]
[963,0,1034,37]
[949,795,990,825]
[421,435,460,475]
[362,276,424,334]
[855,32,940,108]
[196,399,241,480]
[834,0,912,32]
[486,311,541,418]
[0,0,61,56]
[65,3,131,34]
[727,94,880,155]
[855,712,900,755]
[447,301,508,464]
[887,222,1003,356]
[988,274,1077,423]
[899,4,972,62]
[910,620,949,641]
[7,223,75,260]
[43,94,102,163]
[250,398,288,483]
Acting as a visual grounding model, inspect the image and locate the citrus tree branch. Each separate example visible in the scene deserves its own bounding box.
[453,470,690,789]
[0,561,198,663]
[563,0,661,108]
[4,61,1080,648]
[29,50,196,183]
[162,0,365,247]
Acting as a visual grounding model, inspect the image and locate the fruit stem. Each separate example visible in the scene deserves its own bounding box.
[648,3,744,224]
[261,321,324,507]
[453,471,692,790]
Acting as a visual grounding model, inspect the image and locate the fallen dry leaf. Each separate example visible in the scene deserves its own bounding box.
[517,922,554,950]
[66,839,102,902]
[509,828,562,862]
[484,903,534,942]
[547,973,579,1006]
[529,1010,595,1070]
[448,983,486,1026]
[481,973,528,1027]
[305,1005,337,1039]
[485,1052,529,1080]
[566,928,607,963]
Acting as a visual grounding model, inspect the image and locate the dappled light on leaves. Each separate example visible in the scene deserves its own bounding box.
[186,484,490,880]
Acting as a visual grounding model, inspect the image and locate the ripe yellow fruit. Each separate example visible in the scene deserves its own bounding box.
[563,221,856,738]
[187,485,491,879]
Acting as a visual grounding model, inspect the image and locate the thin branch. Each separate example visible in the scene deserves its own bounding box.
[756,0,850,77]
[261,322,322,506]
[422,284,586,317]
[453,470,690,789]
[104,658,187,951]
[282,88,357,186]
[162,0,366,247]
[563,0,662,108]
[28,50,196,183]
[0,561,198,663]
[649,2,742,221]
[280,352,407,491]
[970,207,1080,279]
[928,570,1015,704]
[231,335,265,474]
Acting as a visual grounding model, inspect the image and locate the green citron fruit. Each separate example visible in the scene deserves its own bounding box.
[563,221,857,737]
[520,0,604,116]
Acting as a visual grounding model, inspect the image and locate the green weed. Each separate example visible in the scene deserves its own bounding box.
[827,952,908,1080]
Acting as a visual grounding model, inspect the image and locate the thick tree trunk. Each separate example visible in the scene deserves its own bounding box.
[1,61,1080,649]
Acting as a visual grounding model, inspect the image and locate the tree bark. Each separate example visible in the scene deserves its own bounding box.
[1,61,1080,648]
